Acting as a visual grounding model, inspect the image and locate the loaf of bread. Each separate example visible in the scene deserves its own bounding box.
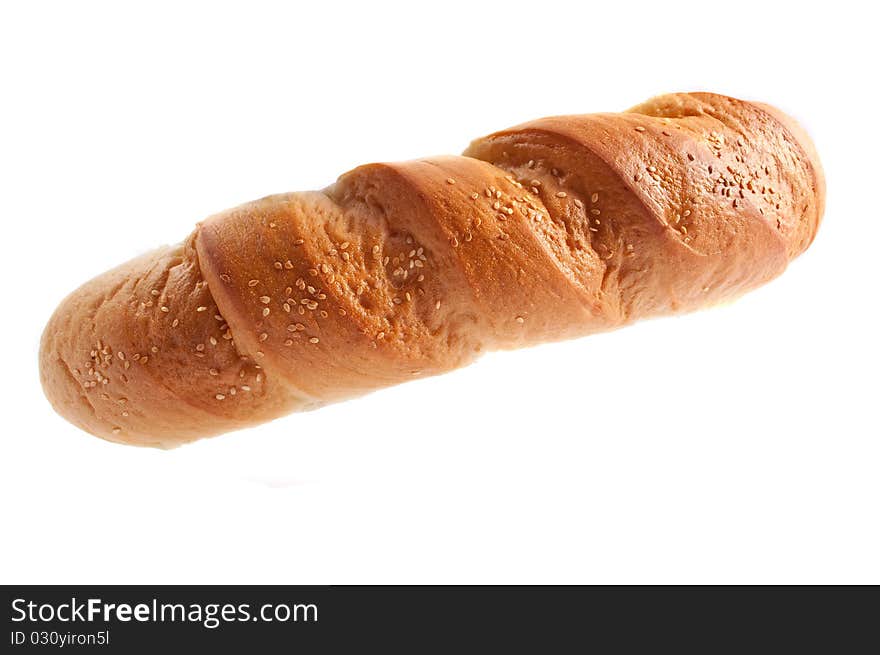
[39,92,825,447]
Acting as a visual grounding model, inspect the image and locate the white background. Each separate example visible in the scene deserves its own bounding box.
[1,1,877,584]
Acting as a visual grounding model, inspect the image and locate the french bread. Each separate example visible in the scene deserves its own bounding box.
[39,92,825,447]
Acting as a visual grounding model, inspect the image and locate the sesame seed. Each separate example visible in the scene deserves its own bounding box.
[259,332,268,342]
[446,178,456,185]
[262,308,271,317]
[259,296,271,304]
[309,337,319,344]
[634,126,646,132]
[160,306,170,313]
[150,289,159,296]
[556,191,567,198]
[196,306,207,312]
[515,316,525,324]
[248,279,260,287]
[284,260,294,269]
[591,193,599,203]
[172,319,179,328]
[215,394,225,400]
[241,385,251,391]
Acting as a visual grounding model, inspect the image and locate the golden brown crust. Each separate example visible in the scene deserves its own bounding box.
[39,92,825,446]
[39,237,296,447]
